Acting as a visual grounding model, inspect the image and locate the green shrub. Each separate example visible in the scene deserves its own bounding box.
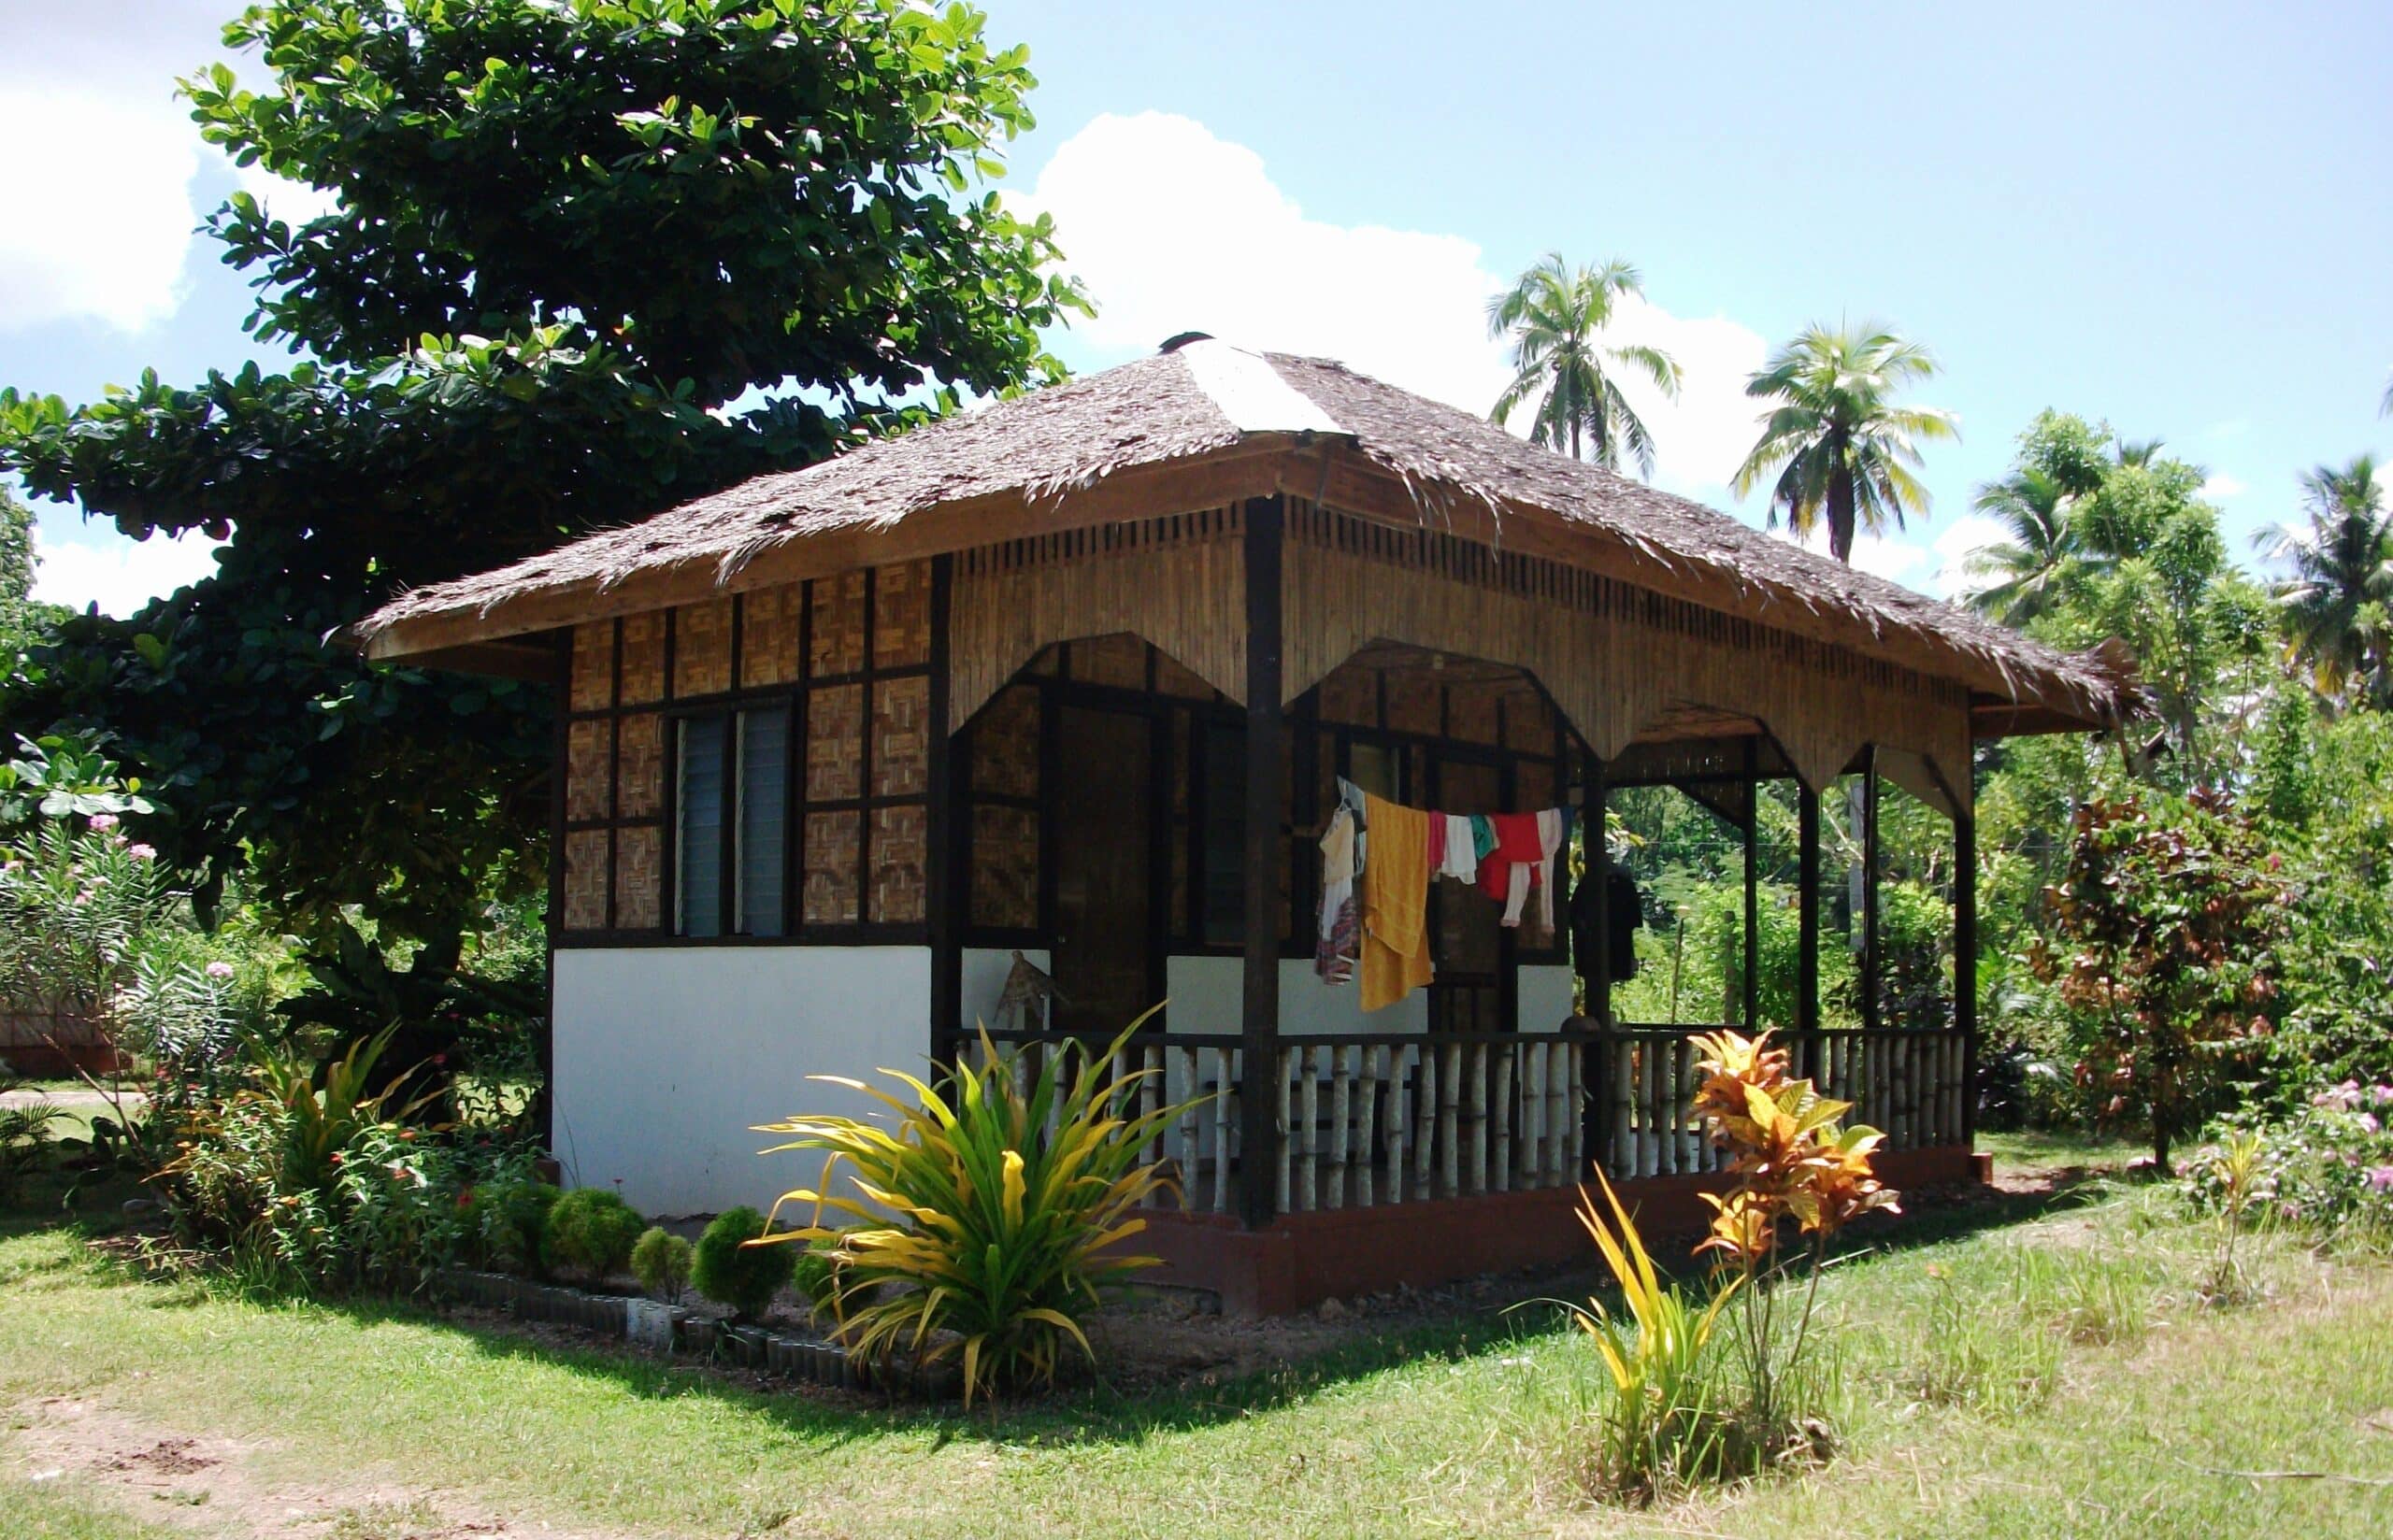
[753,1019,1190,1405]
[691,1206,794,1320]
[463,1174,560,1277]
[546,1187,645,1279]
[2185,1084,2393,1237]
[631,1227,693,1304]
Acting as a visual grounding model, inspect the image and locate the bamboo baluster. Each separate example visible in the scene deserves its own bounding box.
[1567,1041,1586,1181]
[1354,1046,1380,1209]
[1630,1040,1653,1177]
[1412,1047,1438,1199]
[1464,1043,1488,1196]
[1439,1043,1462,1198]
[1211,1047,1235,1215]
[1276,1046,1296,1214]
[1177,1047,1201,1207]
[1139,1044,1162,1188]
[1295,1045,1319,1213]
[1548,1041,1569,1186]
[1519,1042,1543,1190]
[1894,1037,1913,1149]
[1387,1048,1411,1205]
[1327,1044,1353,1210]
[1609,1034,1634,1176]
[1491,1043,1514,1194]
[1672,1035,1694,1176]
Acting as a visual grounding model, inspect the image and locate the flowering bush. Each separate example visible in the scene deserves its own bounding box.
[2185,1079,2393,1235]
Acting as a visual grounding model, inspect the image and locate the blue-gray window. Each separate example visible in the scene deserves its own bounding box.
[676,706,790,937]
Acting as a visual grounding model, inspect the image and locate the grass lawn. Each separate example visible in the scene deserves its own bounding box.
[2,1170,2389,1539]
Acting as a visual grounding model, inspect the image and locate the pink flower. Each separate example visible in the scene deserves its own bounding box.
[86,813,118,833]
[2373,1085,2393,1106]
[2369,1166,2393,1195]
[2360,1113,2383,1135]
[205,961,236,980]
[2314,1080,2365,1112]
[126,843,155,861]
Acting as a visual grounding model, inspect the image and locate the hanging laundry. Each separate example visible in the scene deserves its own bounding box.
[1437,812,1480,883]
[1477,810,1548,927]
[1569,863,1647,982]
[1315,806,1359,984]
[1358,791,1433,1011]
[1532,806,1569,934]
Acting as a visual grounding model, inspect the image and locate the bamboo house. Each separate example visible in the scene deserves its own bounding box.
[359,337,2137,1314]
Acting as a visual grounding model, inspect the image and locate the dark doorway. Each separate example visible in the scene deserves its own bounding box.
[1052,705,1155,1035]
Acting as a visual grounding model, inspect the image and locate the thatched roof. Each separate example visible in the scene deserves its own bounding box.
[357,339,2137,731]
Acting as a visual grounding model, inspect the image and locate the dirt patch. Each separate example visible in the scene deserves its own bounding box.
[7,1396,636,1539]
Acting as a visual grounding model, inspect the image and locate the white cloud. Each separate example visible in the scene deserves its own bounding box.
[2200,473,2247,500]
[1018,112,1770,503]
[32,524,223,619]
[0,6,333,335]
[1929,514,2013,600]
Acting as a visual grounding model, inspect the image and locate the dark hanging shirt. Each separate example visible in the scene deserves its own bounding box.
[1569,863,1644,983]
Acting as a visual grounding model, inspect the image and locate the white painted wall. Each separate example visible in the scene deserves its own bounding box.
[959,947,1053,1031]
[1518,964,1580,1032]
[551,947,930,1218]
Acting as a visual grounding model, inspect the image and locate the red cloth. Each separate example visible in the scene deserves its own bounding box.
[1477,812,1546,902]
[1426,812,1447,873]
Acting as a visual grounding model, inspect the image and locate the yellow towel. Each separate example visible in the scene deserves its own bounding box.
[1359,792,1433,1011]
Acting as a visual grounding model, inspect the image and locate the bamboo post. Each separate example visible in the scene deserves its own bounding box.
[1548,1041,1569,1185]
[1277,1046,1297,1214]
[1491,1043,1514,1193]
[1413,1047,1438,1198]
[1388,1048,1411,1205]
[1355,1046,1381,1208]
[1465,1043,1489,1196]
[1439,1042,1462,1198]
[1326,1044,1352,1209]
[1568,1040,1585,1179]
[1609,1033,1634,1176]
[1177,1046,1201,1205]
[1520,1042,1543,1189]
[1212,1047,1235,1215]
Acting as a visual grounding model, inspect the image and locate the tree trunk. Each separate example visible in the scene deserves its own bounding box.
[1828,466,1857,564]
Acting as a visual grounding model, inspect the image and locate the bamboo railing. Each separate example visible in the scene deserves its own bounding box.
[939,1020,1966,1216]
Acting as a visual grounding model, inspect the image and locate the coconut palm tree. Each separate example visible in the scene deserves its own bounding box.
[1962,466,2093,625]
[1731,323,1956,563]
[1486,253,1682,478]
[2257,454,2393,706]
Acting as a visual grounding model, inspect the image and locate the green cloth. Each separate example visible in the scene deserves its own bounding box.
[1469,813,1498,863]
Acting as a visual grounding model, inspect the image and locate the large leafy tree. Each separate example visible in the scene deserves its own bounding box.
[1961,466,2090,626]
[1731,323,1956,563]
[2255,455,2393,708]
[0,0,1083,980]
[1486,253,1682,478]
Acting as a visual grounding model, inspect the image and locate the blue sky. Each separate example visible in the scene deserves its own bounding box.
[5,1,2388,611]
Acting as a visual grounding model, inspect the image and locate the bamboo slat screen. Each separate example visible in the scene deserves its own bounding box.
[1282,501,1973,806]
[557,559,936,941]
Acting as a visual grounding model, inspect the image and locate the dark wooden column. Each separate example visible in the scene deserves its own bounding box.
[1741,737,1760,1035]
[1797,778,1822,1073]
[1956,799,1979,1146]
[926,553,961,1064]
[1238,495,1286,1229]
[1860,748,1882,1035]
[1586,749,1612,1026]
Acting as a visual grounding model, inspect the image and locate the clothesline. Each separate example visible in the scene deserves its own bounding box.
[1316,778,1573,1010]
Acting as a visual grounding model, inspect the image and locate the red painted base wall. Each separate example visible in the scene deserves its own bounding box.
[1139,1145,1979,1317]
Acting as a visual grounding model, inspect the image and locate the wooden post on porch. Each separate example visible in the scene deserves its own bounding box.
[1956,799,1979,1147]
[1741,736,1760,1036]
[1860,746,1882,1036]
[1797,778,1822,1075]
[1583,748,1610,1174]
[1238,494,1286,1229]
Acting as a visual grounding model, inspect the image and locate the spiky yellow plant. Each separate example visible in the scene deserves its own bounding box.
[752,1015,1197,1405]
[1564,1171,1740,1497]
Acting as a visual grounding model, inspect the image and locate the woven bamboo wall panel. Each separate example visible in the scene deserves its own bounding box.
[803,811,861,925]
[1505,686,1556,752]
[1446,679,1501,746]
[949,511,1245,725]
[565,720,612,822]
[807,684,865,802]
[872,676,931,798]
[673,597,734,697]
[616,712,664,820]
[613,825,661,931]
[1283,522,1971,806]
[1071,633,1148,691]
[569,622,614,712]
[871,561,933,670]
[562,831,609,931]
[810,569,868,677]
[971,685,1040,799]
[1383,669,1440,737]
[740,584,803,688]
[619,613,666,706]
[1316,663,1378,727]
[869,805,928,924]
[969,805,1039,930]
[1154,649,1216,700]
